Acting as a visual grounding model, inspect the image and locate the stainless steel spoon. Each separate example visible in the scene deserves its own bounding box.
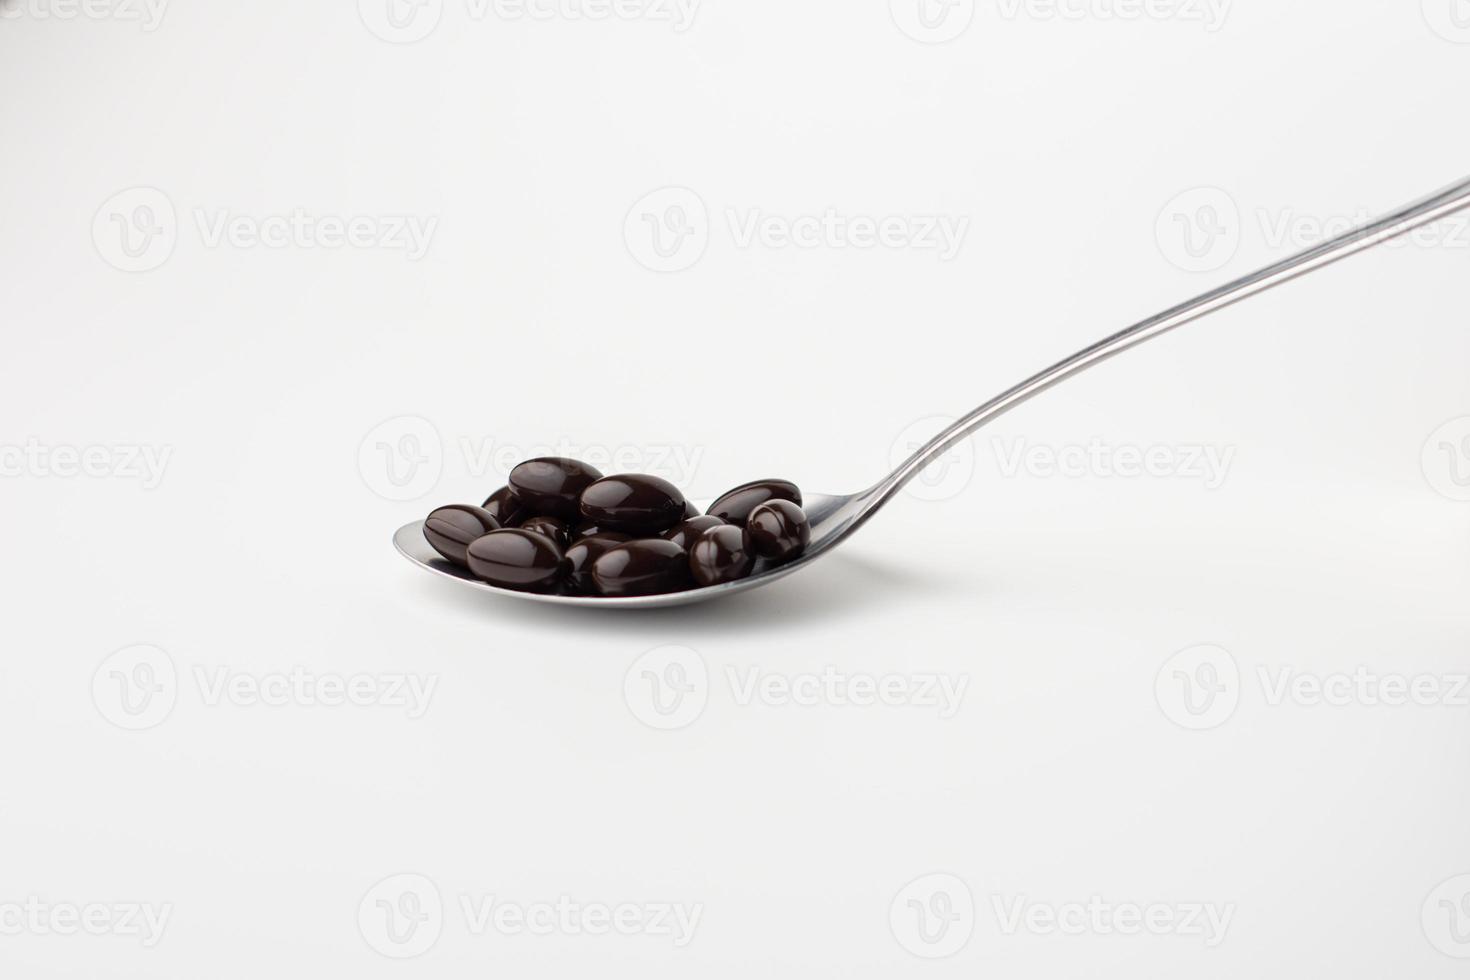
[395,174,1470,608]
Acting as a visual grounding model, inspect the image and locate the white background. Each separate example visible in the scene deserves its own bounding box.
[2,0,1469,975]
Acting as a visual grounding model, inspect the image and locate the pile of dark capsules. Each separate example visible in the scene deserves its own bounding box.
[421,457,812,596]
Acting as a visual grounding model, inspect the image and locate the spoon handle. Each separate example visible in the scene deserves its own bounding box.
[872,173,1470,504]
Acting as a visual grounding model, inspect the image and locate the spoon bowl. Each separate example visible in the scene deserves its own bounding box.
[393,173,1470,609]
[394,492,859,609]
